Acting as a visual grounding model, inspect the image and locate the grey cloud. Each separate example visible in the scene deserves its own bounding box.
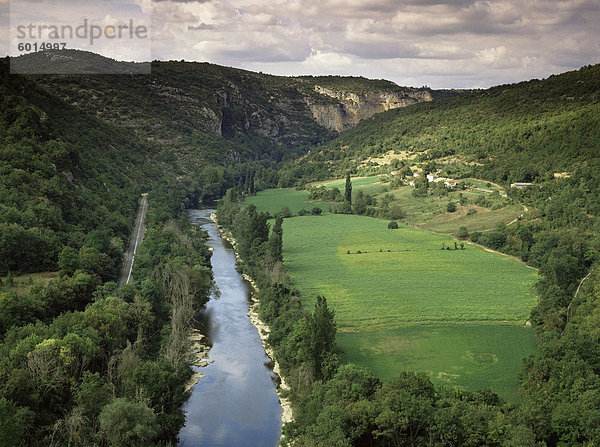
[342,40,421,60]
[188,23,215,30]
[218,42,311,63]
[147,0,600,88]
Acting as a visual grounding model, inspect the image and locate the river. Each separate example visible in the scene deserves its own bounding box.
[178,209,282,447]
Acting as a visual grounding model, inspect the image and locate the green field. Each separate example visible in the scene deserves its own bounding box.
[311,175,389,195]
[283,214,537,328]
[247,189,539,400]
[383,187,523,233]
[337,325,537,400]
[244,188,326,216]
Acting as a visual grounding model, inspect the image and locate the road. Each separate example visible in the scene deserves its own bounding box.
[118,193,148,287]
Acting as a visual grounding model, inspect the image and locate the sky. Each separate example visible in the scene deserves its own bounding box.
[2,0,600,88]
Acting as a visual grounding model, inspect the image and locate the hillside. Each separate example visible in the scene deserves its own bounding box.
[0,58,162,275]
[13,50,450,169]
[286,63,600,184]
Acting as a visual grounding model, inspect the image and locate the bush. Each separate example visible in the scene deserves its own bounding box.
[466,208,477,216]
[298,209,309,216]
[388,221,399,229]
[457,226,469,239]
[99,398,158,447]
[279,206,292,218]
[311,207,323,215]
[388,205,405,220]
[447,202,457,213]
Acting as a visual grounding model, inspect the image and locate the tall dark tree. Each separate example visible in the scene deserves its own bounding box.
[345,173,352,204]
[269,216,284,262]
[249,170,256,195]
[309,295,337,380]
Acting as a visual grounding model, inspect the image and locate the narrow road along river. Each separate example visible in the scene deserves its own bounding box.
[178,209,282,447]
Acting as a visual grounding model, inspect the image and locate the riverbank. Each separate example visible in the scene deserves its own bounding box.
[210,213,294,430]
[184,329,213,392]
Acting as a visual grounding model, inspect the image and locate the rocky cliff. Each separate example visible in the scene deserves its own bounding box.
[20,50,442,161]
[308,86,433,132]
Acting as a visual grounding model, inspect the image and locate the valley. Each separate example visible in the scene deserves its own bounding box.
[246,186,538,400]
[1,51,600,446]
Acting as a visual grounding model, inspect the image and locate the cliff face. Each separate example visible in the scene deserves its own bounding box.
[308,86,434,132]
[23,51,439,158]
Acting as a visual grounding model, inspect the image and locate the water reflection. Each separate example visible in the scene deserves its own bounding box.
[178,209,282,447]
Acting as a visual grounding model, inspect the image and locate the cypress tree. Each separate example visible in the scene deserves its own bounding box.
[309,295,337,379]
[269,216,284,261]
[250,170,256,195]
[345,173,352,204]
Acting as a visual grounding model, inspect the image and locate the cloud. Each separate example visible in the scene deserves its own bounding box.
[188,22,215,30]
[8,0,596,88]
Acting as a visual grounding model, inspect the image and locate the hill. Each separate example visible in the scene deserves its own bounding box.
[13,50,452,169]
[284,63,600,184]
[0,58,162,275]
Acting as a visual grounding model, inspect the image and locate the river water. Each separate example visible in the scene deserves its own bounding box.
[178,209,282,447]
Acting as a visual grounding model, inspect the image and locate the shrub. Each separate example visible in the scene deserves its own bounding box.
[311,207,323,215]
[457,226,469,239]
[447,202,457,213]
[388,205,405,220]
[298,209,309,216]
[388,221,399,229]
[279,206,292,218]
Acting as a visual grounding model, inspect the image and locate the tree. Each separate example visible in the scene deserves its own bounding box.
[345,173,352,205]
[388,205,404,220]
[0,397,31,447]
[268,216,284,262]
[99,398,158,447]
[58,246,79,276]
[309,296,337,380]
[412,175,429,197]
[373,372,435,447]
[75,371,113,420]
[279,206,292,218]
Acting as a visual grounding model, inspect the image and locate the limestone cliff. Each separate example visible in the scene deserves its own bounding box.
[25,50,441,153]
[308,86,433,132]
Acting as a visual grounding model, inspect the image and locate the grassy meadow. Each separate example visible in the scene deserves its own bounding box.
[311,175,390,195]
[244,188,325,216]
[246,188,539,400]
[0,271,59,295]
[283,214,537,328]
[337,325,537,401]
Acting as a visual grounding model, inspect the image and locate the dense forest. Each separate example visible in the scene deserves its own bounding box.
[1,52,600,446]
